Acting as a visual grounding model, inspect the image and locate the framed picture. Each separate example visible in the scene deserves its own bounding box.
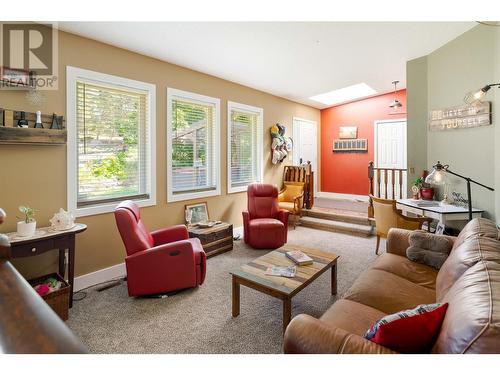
[339,126,358,139]
[185,202,210,225]
[435,222,445,235]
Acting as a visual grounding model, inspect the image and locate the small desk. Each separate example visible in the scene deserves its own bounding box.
[6,224,87,308]
[396,199,483,225]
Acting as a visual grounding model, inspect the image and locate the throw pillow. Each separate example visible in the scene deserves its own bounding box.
[406,230,453,269]
[364,303,448,353]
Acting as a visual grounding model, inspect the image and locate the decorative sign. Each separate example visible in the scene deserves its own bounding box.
[339,126,358,139]
[333,138,367,152]
[428,101,491,131]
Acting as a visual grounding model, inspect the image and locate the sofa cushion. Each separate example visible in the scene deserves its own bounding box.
[436,236,500,301]
[406,230,453,270]
[343,268,435,314]
[370,253,437,290]
[364,302,448,353]
[320,299,386,336]
[452,217,500,251]
[432,261,500,353]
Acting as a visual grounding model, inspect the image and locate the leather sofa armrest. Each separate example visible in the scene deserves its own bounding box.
[242,211,250,244]
[284,314,397,354]
[278,209,289,225]
[386,228,413,257]
[151,224,189,246]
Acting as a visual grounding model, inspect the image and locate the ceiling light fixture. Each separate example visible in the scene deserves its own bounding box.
[388,80,402,109]
[309,83,377,106]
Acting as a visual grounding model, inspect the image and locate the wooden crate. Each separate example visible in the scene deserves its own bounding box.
[29,273,70,321]
[188,222,233,258]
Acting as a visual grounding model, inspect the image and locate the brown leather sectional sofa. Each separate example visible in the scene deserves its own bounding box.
[284,218,500,354]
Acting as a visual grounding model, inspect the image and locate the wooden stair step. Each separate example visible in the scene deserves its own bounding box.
[299,216,373,237]
[302,208,372,226]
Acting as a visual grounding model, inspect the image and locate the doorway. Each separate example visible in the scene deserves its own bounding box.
[293,117,318,194]
[374,119,407,199]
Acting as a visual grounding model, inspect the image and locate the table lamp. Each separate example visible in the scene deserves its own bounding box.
[425,161,494,221]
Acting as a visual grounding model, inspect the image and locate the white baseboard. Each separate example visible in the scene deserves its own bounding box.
[316,191,369,202]
[73,262,126,292]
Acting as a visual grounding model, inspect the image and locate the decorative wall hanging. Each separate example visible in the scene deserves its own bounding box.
[428,102,491,131]
[333,138,368,152]
[270,123,292,164]
[339,126,357,139]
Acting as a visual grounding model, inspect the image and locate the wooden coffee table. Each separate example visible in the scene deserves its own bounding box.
[230,244,339,334]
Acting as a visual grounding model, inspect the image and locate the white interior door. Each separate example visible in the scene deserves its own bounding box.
[293,117,318,193]
[374,119,407,199]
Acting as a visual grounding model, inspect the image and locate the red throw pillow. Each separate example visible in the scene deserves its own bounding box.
[364,303,448,353]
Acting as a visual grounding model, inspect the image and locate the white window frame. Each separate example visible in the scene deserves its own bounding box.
[66,66,157,218]
[227,101,264,194]
[167,88,221,202]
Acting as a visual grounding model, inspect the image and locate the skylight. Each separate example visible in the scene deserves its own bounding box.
[309,83,377,106]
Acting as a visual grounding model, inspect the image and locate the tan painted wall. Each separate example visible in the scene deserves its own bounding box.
[0,29,320,278]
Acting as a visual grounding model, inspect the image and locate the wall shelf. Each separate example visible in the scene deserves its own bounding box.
[0,127,66,145]
[0,108,66,145]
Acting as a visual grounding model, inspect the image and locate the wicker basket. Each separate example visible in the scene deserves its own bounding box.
[29,273,70,321]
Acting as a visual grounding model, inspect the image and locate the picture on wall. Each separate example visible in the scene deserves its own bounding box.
[339,126,358,139]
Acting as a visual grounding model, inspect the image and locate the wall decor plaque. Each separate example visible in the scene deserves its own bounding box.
[333,138,367,152]
[428,101,491,131]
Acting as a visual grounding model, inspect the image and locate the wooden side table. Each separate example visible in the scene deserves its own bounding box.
[188,222,233,257]
[6,223,87,308]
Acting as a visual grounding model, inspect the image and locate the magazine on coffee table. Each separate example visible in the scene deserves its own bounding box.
[285,250,313,266]
[265,265,296,278]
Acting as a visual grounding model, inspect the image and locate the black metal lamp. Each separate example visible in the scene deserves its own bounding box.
[425,161,494,221]
[464,83,500,104]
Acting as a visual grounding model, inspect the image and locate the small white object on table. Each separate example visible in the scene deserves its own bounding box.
[396,199,483,225]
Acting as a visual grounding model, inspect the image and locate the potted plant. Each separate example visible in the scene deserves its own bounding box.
[17,205,37,237]
[412,176,435,200]
[411,177,424,199]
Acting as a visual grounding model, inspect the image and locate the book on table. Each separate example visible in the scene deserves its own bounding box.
[265,265,296,278]
[285,250,313,266]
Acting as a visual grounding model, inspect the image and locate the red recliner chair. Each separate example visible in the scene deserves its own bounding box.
[114,200,206,296]
[243,183,289,249]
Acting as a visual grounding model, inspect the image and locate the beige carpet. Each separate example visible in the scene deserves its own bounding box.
[67,226,382,353]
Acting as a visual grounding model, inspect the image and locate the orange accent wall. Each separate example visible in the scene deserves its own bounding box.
[320,90,406,195]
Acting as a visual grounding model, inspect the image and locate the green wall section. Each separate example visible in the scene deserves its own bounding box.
[406,56,428,193]
[407,24,498,222]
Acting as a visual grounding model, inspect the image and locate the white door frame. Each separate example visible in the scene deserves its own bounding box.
[373,118,408,198]
[293,117,318,193]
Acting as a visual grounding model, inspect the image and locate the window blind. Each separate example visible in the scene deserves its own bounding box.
[171,98,217,194]
[229,108,261,189]
[76,81,149,207]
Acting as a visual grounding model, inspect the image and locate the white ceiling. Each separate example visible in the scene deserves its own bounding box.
[58,22,475,109]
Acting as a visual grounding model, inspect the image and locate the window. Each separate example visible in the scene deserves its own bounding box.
[227,101,263,193]
[67,67,156,217]
[167,88,220,202]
